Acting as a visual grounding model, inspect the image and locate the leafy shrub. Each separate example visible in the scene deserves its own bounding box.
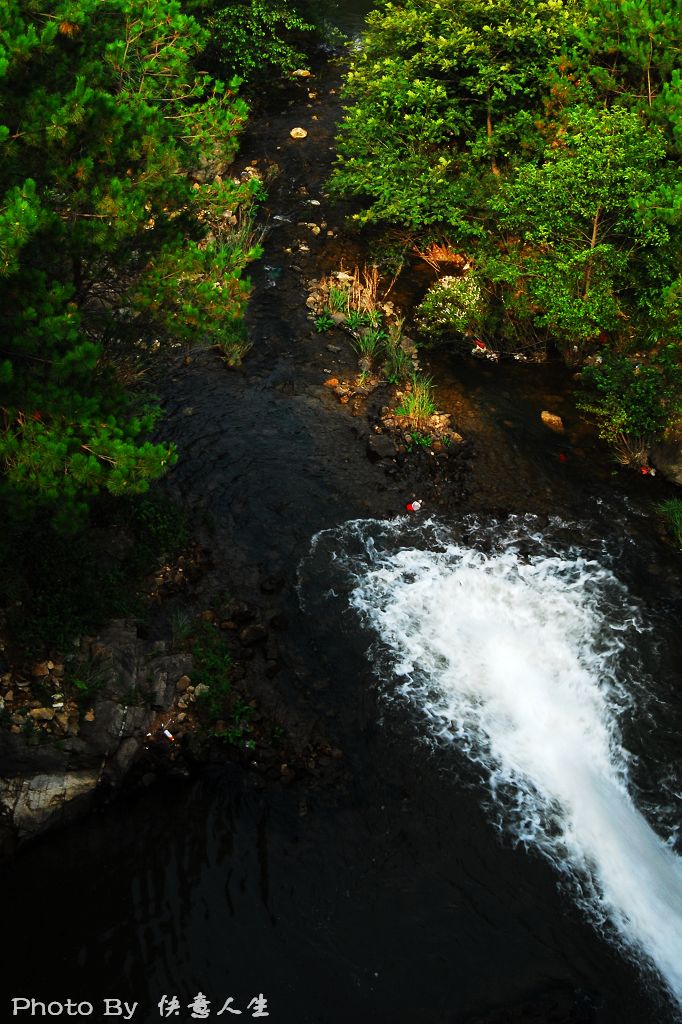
[416,274,486,338]
[578,348,682,463]
[206,0,314,79]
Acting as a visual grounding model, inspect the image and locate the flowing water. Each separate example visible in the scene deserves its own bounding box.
[303,515,682,1011]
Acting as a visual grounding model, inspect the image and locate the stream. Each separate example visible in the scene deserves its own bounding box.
[4,10,682,1024]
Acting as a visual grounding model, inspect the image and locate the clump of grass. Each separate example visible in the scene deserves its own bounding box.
[659,498,682,549]
[383,318,411,383]
[327,286,348,313]
[347,309,371,331]
[395,372,438,428]
[353,327,387,363]
[216,320,252,367]
[315,311,334,332]
[347,264,381,317]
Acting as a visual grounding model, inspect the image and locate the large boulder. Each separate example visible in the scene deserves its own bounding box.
[0,771,99,838]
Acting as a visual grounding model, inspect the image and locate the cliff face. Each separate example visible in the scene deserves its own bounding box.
[0,619,191,857]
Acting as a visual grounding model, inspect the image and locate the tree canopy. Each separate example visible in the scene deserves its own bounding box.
[0,0,259,522]
[331,0,682,457]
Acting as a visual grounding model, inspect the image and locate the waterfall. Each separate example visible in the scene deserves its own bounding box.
[308,515,682,1011]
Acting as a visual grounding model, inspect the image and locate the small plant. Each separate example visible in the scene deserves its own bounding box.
[348,264,381,316]
[365,309,383,328]
[346,309,371,331]
[69,658,109,708]
[170,609,193,650]
[353,327,387,363]
[327,286,348,313]
[315,311,335,332]
[659,498,682,550]
[216,320,252,367]
[395,372,438,428]
[409,430,432,447]
[383,321,411,383]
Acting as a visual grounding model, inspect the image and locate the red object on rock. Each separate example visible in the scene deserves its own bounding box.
[406,503,415,511]
[640,466,650,475]
[558,452,567,462]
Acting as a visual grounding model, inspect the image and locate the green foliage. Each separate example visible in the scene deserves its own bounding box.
[190,619,254,745]
[659,498,682,549]
[395,373,438,428]
[416,274,486,339]
[0,495,189,655]
[214,319,253,367]
[191,621,233,721]
[315,311,335,332]
[353,327,387,363]
[346,309,371,331]
[383,337,411,384]
[327,286,348,312]
[0,0,258,515]
[332,0,682,454]
[70,660,109,709]
[202,0,314,79]
[331,0,577,229]
[578,348,682,459]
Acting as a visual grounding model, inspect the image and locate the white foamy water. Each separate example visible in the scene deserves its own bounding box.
[307,516,682,1011]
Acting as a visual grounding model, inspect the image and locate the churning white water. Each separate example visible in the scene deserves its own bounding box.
[307,516,682,1010]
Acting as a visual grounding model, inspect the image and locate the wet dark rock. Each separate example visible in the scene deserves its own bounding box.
[650,431,682,485]
[239,624,268,646]
[224,600,254,624]
[366,433,396,462]
[260,574,285,594]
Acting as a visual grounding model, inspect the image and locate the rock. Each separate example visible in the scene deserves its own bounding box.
[53,712,70,734]
[84,709,95,722]
[292,69,311,78]
[0,770,99,837]
[290,127,308,139]
[223,600,253,624]
[199,609,216,622]
[650,429,682,485]
[31,662,50,678]
[29,708,55,722]
[193,683,210,699]
[176,675,191,693]
[239,624,267,647]
[330,311,346,325]
[323,377,340,389]
[541,410,564,432]
[366,434,397,462]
